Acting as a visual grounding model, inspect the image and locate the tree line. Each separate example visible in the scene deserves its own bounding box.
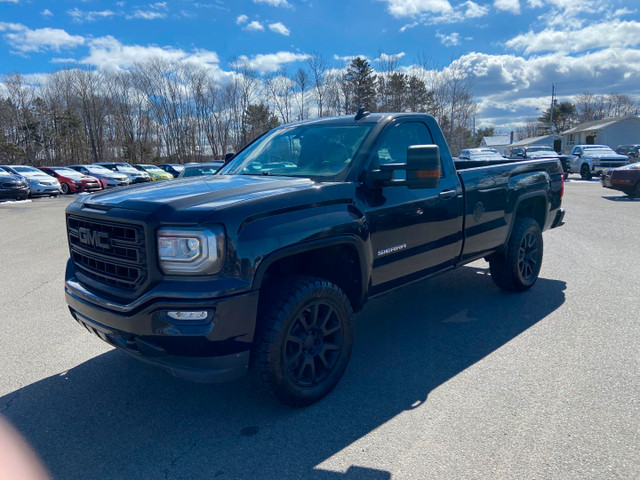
[0,55,477,165]
[514,93,639,142]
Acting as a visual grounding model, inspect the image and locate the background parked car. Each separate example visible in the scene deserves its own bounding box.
[567,145,629,180]
[0,169,30,201]
[0,165,61,197]
[132,164,174,181]
[509,146,571,176]
[157,163,185,178]
[615,144,640,159]
[177,162,224,178]
[94,162,150,184]
[68,164,130,188]
[601,162,640,198]
[457,148,505,161]
[38,166,102,194]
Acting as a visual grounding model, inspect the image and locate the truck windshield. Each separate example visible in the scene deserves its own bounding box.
[220,124,372,178]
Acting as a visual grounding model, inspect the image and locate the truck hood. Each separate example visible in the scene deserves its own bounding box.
[80,174,321,213]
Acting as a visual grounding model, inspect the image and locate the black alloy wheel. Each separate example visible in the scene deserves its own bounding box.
[256,275,354,407]
[284,300,343,387]
[489,217,543,292]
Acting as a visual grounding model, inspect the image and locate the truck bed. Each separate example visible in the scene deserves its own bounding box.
[455,158,564,264]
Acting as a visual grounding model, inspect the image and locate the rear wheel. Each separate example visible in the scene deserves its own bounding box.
[255,275,354,407]
[629,181,640,199]
[580,164,592,180]
[489,217,543,292]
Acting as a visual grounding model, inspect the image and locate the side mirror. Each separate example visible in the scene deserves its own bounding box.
[365,145,441,189]
[224,152,235,163]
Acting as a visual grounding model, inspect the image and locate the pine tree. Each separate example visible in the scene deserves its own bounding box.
[344,58,377,113]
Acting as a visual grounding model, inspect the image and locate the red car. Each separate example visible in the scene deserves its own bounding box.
[39,166,103,194]
[601,162,640,198]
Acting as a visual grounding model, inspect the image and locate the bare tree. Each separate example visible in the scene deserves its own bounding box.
[307,53,328,117]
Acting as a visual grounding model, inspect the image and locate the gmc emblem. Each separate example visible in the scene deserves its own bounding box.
[78,227,112,249]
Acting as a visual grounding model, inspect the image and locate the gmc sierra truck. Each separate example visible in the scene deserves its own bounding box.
[65,112,565,406]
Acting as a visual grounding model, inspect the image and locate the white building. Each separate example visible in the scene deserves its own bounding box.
[562,116,640,153]
[480,135,511,156]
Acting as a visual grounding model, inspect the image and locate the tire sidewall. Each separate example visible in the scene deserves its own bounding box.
[261,278,354,406]
[509,219,543,290]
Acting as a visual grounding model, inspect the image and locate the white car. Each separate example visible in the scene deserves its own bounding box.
[457,148,505,161]
[68,164,130,188]
[94,162,151,184]
[0,165,61,197]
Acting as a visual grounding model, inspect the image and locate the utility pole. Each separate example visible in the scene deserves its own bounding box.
[549,84,556,134]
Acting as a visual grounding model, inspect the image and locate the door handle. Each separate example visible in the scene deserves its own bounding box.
[438,190,457,199]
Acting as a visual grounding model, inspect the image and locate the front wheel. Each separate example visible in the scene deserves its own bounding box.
[255,275,354,407]
[489,217,543,292]
[60,182,69,194]
[580,164,592,180]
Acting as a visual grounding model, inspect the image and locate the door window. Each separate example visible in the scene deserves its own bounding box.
[371,122,436,179]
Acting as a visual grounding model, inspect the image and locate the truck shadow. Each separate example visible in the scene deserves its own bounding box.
[1,265,565,480]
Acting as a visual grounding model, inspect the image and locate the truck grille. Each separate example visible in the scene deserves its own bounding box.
[67,215,147,291]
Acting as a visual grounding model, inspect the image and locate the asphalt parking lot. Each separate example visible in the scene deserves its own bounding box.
[1,179,638,479]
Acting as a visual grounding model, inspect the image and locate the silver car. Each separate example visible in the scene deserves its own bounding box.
[0,165,61,197]
[94,162,151,184]
[68,164,130,188]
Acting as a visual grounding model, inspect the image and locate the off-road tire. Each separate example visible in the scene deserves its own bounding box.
[489,217,543,292]
[255,275,354,407]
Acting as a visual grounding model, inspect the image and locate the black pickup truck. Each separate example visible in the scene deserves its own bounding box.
[65,112,565,406]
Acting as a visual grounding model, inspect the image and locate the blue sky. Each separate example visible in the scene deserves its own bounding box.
[0,0,639,130]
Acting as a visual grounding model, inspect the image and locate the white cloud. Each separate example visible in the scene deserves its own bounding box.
[244,21,265,32]
[150,2,168,9]
[51,57,78,64]
[126,10,167,20]
[268,22,290,36]
[375,52,406,62]
[253,0,291,7]
[494,0,520,14]
[41,9,53,17]
[0,0,20,3]
[68,8,115,23]
[236,51,310,73]
[0,23,85,53]
[382,0,454,17]
[463,1,489,18]
[79,36,231,81]
[436,32,460,46]
[236,14,249,24]
[506,21,640,54]
[334,54,368,63]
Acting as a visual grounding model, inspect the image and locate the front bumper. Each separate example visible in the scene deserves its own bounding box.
[29,184,60,195]
[0,186,29,199]
[65,270,259,383]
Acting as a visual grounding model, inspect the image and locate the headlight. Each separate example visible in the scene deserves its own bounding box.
[157,227,225,275]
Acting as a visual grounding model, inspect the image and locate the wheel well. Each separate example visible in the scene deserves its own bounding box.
[515,196,546,229]
[259,244,364,311]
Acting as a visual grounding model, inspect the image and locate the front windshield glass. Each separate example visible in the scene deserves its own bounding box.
[12,166,41,173]
[86,165,112,174]
[143,165,164,173]
[0,170,9,176]
[52,167,82,176]
[220,124,372,178]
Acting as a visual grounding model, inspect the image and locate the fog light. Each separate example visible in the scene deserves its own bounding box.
[166,311,208,321]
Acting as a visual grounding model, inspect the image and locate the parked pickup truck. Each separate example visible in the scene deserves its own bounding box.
[567,144,629,180]
[65,112,565,406]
